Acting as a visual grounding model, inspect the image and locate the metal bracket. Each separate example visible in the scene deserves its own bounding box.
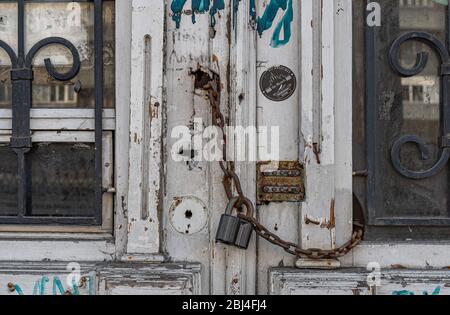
[257,161,305,204]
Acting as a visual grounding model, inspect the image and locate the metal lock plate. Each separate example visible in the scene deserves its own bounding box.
[257,161,305,204]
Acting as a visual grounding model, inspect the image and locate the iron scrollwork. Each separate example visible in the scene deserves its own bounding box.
[0,0,104,225]
[389,31,450,180]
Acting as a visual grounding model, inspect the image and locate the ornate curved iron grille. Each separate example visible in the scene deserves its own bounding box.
[364,0,450,228]
[0,0,105,225]
[389,32,450,180]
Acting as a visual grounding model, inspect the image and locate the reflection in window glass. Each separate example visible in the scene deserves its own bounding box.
[0,3,16,109]
[0,1,115,109]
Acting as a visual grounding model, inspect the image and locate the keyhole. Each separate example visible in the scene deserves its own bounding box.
[185,210,193,219]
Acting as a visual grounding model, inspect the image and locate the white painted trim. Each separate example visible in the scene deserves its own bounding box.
[0,109,116,131]
[223,0,258,295]
[126,0,165,256]
[333,0,353,247]
[0,131,93,142]
[299,0,353,253]
[98,263,202,295]
[344,243,450,269]
[0,239,115,262]
[113,0,132,256]
[0,108,115,119]
[270,268,450,295]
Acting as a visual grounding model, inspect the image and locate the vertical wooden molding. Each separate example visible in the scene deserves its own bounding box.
[114,0,132,256]
[333,0,353,248]
[223,0,258,295]
[126,0,165,257]
[300,0,353,253]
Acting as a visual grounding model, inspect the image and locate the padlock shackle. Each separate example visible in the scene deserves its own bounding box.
[237,197,254,217]
[225,197,241,215]
[225,196,254,217]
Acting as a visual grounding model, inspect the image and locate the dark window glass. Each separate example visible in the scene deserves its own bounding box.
[30,143,95,217]
[0,144,18,216]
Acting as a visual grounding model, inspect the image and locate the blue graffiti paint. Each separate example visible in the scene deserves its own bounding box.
[171,0,225,29]
[249,0,256,23]
[9,276,91,295]
[171,0,187,29]
[12,284,24,295]
[52,276,80,295]
[191,0,210,25]
[210,0,225,28]
[393,286,441,296]
[170,0,293,48]
[257,0,294,48]
[33,276,49,295]
[52,277,66,295]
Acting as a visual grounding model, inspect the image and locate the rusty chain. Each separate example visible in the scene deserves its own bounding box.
[195,68,363,260]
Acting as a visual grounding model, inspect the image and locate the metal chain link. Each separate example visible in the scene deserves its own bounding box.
[197,68,363,260]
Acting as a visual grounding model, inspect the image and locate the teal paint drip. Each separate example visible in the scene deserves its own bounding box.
[191,0,210,25]
[171,0,187,29]
[249,0,256,23]
[171,0,225,29]
[210,0,225,28]
[257,0,294,48]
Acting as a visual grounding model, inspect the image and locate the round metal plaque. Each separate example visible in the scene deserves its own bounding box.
[260,65,297,102]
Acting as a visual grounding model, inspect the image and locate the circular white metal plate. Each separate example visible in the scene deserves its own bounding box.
[169,196,208,235]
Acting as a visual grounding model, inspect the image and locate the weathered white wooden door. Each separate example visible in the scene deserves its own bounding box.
[159,0,302,294]
[158,0,320,294]
[155,0,352,295]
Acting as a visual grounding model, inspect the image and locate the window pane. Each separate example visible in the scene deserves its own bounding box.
[379,1,447,219]
[0,144,18,216]
[353,0,450,228]
[26,1,115,109]
[30,143,95,217]
[0,1,115,109]
[0,2,17,109]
